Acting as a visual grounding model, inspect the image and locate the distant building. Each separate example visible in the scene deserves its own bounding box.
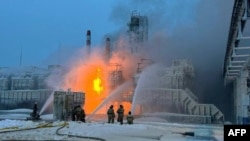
[0,65,65,91]
[0,65,68,110]
[0,76,10,90]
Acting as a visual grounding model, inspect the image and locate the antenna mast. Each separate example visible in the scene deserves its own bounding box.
[20,47,22,67]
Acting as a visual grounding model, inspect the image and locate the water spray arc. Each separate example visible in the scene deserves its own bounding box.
[87,81,133,120]
[39,91,54,115]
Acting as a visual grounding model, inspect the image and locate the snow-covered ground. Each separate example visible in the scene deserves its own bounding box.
[0,115,223,141]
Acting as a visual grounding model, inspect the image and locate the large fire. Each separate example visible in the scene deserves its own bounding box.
[60,40,140,114]
[61,49,109,114]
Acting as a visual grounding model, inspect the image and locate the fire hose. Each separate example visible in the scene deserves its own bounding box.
[0,121,54,133]
[55,121,106,141]
[0,121,106,141]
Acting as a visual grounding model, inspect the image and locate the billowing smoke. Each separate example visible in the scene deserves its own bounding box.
[109,36,143,80]
[109,0,234,121]
[45,0,234,120]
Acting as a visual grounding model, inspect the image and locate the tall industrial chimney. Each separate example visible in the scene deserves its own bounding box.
[86,30,91,55]
[105,37,111,61]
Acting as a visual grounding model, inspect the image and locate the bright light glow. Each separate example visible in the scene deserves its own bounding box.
[93,68,103,95]
[60,41,140,114]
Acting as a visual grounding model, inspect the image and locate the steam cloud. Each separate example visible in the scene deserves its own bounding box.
[109,0,235,121]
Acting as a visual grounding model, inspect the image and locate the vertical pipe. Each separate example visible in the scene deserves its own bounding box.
[241,70,249,124]
[105,37,111,60]
[86,30,91,55]
[236,70,250,124]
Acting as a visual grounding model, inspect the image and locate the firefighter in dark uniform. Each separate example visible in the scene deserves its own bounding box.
[117,105,124,125]
[73,105,86,122]
[31,102,40,119]
[80,108,86,122]
[127,111,134,124]
[33,102,38,116]
[107,105,115,123]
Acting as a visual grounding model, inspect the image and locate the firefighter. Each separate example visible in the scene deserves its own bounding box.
[33,102,38,116]
[31,102,40,119]
[117,105,124,125]
[73,105,86,122]
[107,105,115,123]
[127,111,134,124]
[80,108,86,122]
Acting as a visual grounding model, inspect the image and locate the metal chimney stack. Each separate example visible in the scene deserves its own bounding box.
[105,37,111,60]
[86,30,91,55]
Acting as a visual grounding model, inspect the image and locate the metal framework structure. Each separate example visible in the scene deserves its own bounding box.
[128,59,224,123]
[224,0,250,83]
[223,0,250,124]
[127,10,148,53]
[108,63,123,89]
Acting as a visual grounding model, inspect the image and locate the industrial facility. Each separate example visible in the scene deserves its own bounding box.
[0,65,62,108]
[83,11,224,124]
[0,11,224,123]
[0,65,85,120]
[0,2,249,125]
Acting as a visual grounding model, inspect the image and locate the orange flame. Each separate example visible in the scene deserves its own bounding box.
[61,49,110,114]
[60,41,142,114]
[93,68,103,95]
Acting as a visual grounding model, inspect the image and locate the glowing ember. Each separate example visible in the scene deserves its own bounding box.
[93,68,103,95]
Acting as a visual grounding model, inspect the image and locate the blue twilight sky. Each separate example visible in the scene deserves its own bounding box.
[0,0,237,68]
[0,0,119,67]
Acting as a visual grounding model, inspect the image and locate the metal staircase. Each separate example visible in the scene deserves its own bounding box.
[180,88,224,123]
[122,87,224,123]
[120,59,224,123]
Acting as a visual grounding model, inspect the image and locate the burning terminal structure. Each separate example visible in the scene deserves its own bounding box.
[79,11,224,124]
[0,11,224,124]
